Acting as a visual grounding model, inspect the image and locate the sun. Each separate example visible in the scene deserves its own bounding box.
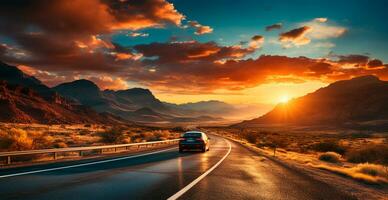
[279,95,290,103]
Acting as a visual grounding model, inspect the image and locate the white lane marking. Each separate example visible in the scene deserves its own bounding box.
[0,147,177,179]
[167,139,232,200]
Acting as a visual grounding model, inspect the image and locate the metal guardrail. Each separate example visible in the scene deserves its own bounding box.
[0,139,180,165]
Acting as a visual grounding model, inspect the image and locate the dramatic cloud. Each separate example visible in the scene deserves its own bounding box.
[266,23,283,31]
[368,59,384,68]
[88,76,128,90]
[279,26,312,47]
[188,21,213,35]
[249,35,264,49]
[302,18,347,39]
[0,2,385,95]
[279,18,347,48]
[334,54,370,65]
[134,41,254,64]
[0,0,186,72]
[121,40,388,93]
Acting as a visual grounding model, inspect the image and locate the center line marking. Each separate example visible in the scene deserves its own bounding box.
[0,147,177,179]
[167,138,232,200]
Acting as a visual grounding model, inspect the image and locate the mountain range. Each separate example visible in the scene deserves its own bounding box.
[235,75,388,129]
[0,62,124,124]
[0,61,259,124]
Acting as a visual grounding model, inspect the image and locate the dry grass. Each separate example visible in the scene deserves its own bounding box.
[0,128,53,150]
[206,127,388,185]
[313,163,388,184]
[347,145,388,165]
[0,123,181,152]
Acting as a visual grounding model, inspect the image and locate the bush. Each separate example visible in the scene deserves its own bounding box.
[311,141,346,155]
[319,152,342,163]
[53,142,68,148]
[79,129,90,135]
[353,163,388,177]
[99,127,125,143]
[347,145,388,165]
[244,132,259,144]
[0,128,52,150]
[172,126,185,132]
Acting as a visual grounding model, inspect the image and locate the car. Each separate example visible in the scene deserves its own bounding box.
[179,131,210,153]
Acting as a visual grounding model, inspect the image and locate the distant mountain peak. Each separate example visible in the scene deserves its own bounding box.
[57,79,100,90]
[349,75,381,83]
[118,88,153,96]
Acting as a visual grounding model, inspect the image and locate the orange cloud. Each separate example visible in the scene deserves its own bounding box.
[88,76,128,90]
[134,41,254,64]
[0,0,185,72]
[188,21,213,35]
[279,26,312,47]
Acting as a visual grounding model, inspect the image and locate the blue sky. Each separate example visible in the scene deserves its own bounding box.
[113,0,388,61]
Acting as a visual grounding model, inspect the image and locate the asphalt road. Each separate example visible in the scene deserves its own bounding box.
[0,135,356,200]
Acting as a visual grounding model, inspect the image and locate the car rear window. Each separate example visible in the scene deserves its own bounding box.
[183,132,202,138]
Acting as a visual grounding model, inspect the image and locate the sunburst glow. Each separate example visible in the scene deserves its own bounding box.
[279,95,290,103]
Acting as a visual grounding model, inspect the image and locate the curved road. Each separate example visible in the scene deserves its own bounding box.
[0,135,356,200]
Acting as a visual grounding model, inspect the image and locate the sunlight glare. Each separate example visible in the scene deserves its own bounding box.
[279,95,290,103]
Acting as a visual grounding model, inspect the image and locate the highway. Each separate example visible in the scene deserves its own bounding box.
[0,135,356,200]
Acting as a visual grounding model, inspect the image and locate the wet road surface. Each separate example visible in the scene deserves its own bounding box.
[0,135,355,200]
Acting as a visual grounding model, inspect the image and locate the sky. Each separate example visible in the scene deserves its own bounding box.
[0,0,387,106]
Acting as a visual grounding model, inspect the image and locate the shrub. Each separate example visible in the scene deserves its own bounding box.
[319,152,342,163]
[172,126,185,132]
[244,132,259,144]
[53,142,68,148]
[311,141,346,155]
[353,163,388,177]
[347,145,388,165]
[79,129,90,135]
[0,128,52,150]
[98,127,125,143]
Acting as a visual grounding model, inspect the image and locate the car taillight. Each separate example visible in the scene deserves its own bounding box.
[180,137,186,141]
[196,138,204,142]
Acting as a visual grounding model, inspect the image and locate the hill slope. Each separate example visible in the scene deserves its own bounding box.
[0,62,125,124]
[236,75,388,128]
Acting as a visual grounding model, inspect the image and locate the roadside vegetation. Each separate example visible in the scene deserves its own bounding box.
[207,127,388,185]
[0,123,180,152]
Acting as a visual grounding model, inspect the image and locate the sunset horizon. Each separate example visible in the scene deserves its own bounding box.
[1,0,388,107]
[0,1,387,199]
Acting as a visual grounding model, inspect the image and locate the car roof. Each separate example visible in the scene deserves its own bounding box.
[184,131,204,134]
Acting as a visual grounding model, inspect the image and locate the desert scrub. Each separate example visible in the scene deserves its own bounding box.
[353,163,388,178]
[0,128,53,150]
[98,127,125,143]
[318,152,342,163]
[311,140,346,155]
[242,132,261,144]
[313,162,388,184]
[346,145,388,165]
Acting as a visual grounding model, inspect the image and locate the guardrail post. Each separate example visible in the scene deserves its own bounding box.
[79,151,83,157]
[100,149,103,154]
[53,152,57,160]
[7,156,11,165]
